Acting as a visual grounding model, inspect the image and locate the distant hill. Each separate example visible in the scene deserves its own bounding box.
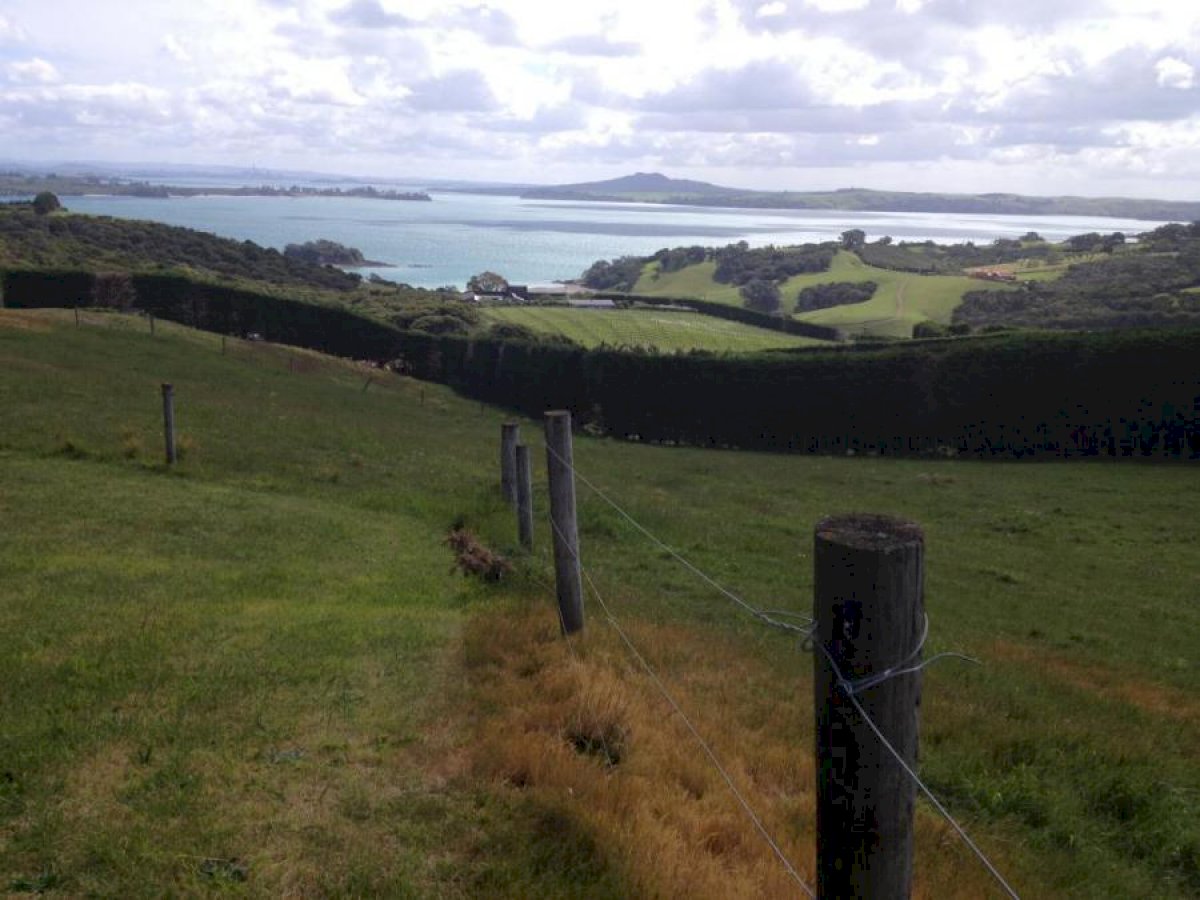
[525,172,739,202]
[522,173,1200,221]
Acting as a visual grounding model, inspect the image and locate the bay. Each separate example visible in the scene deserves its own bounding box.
[65,192,1165,290]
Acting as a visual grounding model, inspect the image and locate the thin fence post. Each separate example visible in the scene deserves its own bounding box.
[74,307,80,328]
[150,314,155,335]
[813,513,923,900]
[161,383,177,465]
[544,410,583,634]
[500,422,519,506]
[516,443,533,549]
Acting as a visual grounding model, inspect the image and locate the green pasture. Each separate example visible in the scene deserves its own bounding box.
[477,305,824,350]
[633,251,999,338]
[633,260,743,305]
[789,252,986,338]
[1,309,1197,897]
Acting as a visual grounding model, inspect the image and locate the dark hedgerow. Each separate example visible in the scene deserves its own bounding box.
[4,266,1196,459]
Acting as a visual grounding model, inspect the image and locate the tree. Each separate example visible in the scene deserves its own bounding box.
[840,229,866,251]
[32,191,61,215]
[467,271,508,293]
[740,279,781,314]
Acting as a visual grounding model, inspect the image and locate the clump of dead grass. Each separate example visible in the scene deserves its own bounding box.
[445,527,513,582]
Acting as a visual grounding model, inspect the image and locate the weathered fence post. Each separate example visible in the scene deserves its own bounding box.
[544,410,584,634]
[516,443,533,549]
[813,513,924,900]
[149,314,156,335]
[500,422,520,506]
[74,307,80,328]
[161,383,177,465]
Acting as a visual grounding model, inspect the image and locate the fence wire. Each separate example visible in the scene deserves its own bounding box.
[545,514,817,898]
[539,441,1022,899]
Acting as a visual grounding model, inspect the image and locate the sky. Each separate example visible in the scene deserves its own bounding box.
[2,0,1200,198]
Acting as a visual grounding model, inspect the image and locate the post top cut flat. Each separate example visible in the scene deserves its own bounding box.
[544,410,569,419]
[815,513,923,551]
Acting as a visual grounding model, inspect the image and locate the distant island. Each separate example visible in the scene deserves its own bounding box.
[283,239,389,267]
[511,171,1200,222]
[0,173,431,202]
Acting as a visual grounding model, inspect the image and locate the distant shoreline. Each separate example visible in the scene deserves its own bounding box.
[0,176,432,203]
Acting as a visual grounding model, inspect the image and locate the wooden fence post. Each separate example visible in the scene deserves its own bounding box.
[813,513,924,900]
[74,307,80,328]
[161,383,177,465]
[500,422,520,506]
[516,443,533,549]
[544,410,584,634]
[150,314,156,335]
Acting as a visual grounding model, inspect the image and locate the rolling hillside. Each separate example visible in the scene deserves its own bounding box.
[2,308,1198,897]
[633,250,991,337]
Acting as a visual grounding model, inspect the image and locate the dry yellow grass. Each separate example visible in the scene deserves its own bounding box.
[463,599,1018,899]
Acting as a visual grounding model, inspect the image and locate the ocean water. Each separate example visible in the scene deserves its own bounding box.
[65,192,1164,290]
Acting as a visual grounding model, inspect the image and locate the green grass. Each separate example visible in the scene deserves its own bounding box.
[0,310,627,898]
[477,305,824,350]
[633,260,744,305]
[634,252,1001,338]
[787,251,985,337]
[2,308,1198,897]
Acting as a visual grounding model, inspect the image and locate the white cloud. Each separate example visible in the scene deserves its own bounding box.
[5,58,59,83]
[161,35,192,64]
[0,13,28,44]
[1155,56,1194,90]
[0,0,1199,197]
[755,2,786,18]
[802,0,869,11]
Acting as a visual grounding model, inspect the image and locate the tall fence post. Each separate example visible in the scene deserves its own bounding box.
[500,422,520,506]
[74,307,80,328]
[813,513,923,900]
[516,443,533,549]
[161,383,177,465]
[544,410,584,634]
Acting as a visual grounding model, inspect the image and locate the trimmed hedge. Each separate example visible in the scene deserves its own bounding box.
[4,268,1196,459]
[395,329,1198,459]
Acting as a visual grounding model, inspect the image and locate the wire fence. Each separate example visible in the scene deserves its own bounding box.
[540,440,1021,899]
[545,514,817,898]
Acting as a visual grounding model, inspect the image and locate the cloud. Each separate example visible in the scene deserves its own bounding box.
[329,0,414,30]
[476,103,588,133]
[265,57,366,106]
[405,69,498,112]
[0,82,173,131]
[161,35,191,64]
[637,60,819,112]
[755,2,786,18]
[5,57,59,83]
[1156,57,1195,90]
[441,5,521,46]
[0,13,27,45]
[964,46,1200,127]
[544,34,640,57]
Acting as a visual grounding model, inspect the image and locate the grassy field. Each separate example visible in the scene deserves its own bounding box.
[2,309,1198,897]
[477,306,825,351]
[633,252,997,338]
